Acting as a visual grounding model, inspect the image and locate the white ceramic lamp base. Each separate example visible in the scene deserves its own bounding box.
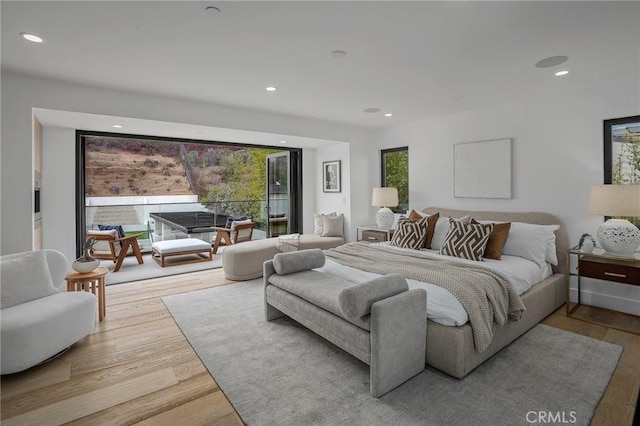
[596,218,640,256]
[375,207,395,229]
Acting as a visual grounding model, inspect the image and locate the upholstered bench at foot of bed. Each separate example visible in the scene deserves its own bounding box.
[151,238,212,267]
[222,234,344,280]
[264,249,427,397]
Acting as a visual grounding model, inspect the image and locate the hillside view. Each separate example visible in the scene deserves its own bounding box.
[84,136,281,219]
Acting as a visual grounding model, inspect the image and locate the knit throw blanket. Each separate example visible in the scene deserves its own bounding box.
[325,242,526,352]
[277,233,301,253]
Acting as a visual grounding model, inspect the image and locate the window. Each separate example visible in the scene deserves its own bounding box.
[604,115,640,227]
[381,147,408,213]
[75,131,302,257]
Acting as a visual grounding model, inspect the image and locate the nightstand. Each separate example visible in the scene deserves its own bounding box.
[356,225,394,243]
[566,246,640,334]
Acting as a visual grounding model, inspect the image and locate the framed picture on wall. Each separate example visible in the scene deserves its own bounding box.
[322,160,341,193]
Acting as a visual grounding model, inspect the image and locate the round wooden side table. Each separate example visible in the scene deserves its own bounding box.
[65,267,109,321]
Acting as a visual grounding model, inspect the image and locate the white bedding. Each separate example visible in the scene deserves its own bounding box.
[315,242,553,327]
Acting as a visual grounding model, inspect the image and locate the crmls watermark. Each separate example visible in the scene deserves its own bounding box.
[525,411,578,424]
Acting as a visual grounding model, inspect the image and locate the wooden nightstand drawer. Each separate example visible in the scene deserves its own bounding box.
[579,258,640,285]
[361,230,389,243]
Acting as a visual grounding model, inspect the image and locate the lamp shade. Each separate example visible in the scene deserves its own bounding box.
[371,187,399,207]
[588,184,640,217]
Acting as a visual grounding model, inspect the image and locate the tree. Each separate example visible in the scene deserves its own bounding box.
[612,133,640,184]
[384,150,409,212]
[200,147,279,224]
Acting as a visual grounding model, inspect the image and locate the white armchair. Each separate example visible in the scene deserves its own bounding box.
[0,250,97,374]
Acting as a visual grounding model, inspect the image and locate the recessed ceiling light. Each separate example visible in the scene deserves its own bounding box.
[555,70,569,77]
[330,50,347,58]
[363,108,381,113]
[535,55,568,68]
[112,124,123,128]
[280,140,287,144]
[20,32,43,43]
[266,86,277,92]
[205,6,221,14]
[384,113,393,117]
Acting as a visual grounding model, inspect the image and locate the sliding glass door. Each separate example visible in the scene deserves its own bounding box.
[266,152,290,237]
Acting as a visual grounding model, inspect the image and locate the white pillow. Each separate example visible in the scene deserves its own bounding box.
[314,212,337,235]
[230,219,253,230]
[87,229,119,252]
[430,216,471,251]
[0,251,60,309]
[321,213,344,237]
[501,222,560,266]
[545,232,559,266]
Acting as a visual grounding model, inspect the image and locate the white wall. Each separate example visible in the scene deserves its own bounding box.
[315,143,353,240]
[1,70,373,256]
[41,126,76,262]
[302,148,317,235]
[377,77,640,314]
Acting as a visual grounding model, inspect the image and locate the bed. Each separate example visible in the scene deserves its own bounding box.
[318,207,568,378]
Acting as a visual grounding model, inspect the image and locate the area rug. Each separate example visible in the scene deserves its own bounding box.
[163,281,622,426]
[103,253,222,285]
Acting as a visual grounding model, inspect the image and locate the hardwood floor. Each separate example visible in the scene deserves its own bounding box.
[1,270,638,425]
[1,269,242,426]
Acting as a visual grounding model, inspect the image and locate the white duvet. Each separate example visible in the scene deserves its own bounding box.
[315,242,553,327]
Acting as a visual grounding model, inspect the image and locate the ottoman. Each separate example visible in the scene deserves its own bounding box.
[151,238,212,267]
[222,235,344,280]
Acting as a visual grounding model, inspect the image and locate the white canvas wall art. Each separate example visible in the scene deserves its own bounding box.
[454,138,512,199]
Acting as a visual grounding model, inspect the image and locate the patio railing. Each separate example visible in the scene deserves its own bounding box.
[85,199,269,249]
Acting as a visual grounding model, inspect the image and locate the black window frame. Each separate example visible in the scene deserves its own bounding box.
[380,146,409,214]
[603,115,640,228]
[604,115,640,184]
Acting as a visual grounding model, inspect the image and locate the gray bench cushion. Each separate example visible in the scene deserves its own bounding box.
[272,249,325,275]
[338,274,408,320]
[268,270,371,330]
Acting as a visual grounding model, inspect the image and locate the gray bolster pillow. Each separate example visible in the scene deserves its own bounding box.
[338,274,408,320]
[272,249,325,275]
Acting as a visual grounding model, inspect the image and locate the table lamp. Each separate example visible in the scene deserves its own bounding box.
[372,187,398,229]
[588,184,640,256]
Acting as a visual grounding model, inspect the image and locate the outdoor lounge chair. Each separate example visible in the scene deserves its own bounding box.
[211,220,256,254]
[86,229,145,272]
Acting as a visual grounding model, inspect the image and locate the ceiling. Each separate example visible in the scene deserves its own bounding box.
[2,1,639,130]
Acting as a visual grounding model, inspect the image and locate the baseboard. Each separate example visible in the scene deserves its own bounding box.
[569,288,640,317]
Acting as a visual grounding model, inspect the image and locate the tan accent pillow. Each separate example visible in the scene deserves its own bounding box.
[313,212,336,235]
[471,219,511,260]
[321,213,344,237]
[408,210,440,249]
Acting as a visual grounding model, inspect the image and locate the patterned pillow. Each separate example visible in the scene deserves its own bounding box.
[390,217,428,250]
[440,219,494,261]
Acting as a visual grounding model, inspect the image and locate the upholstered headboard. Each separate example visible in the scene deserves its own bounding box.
[422,207,569,274]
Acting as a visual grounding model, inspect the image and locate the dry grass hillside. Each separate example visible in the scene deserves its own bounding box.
[85,148,193,196]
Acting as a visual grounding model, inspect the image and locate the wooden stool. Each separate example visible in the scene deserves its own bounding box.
[65,267,109,321]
